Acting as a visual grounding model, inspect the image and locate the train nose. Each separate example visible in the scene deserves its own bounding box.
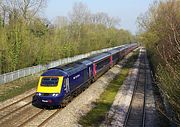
[33,95,64,107]
[42,99,53,103]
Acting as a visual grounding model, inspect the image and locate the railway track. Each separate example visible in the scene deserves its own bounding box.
[0,91,66,127]
[0,92,35,124]
[37,109,62,127]
[16,108,62,127]
[124,50,147,127]
[17,109,45,127]
[0,92,35,112]
[0,103,62,127]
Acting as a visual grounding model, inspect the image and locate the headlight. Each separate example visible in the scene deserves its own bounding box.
[52,93,59,97]
[36,93,42,96]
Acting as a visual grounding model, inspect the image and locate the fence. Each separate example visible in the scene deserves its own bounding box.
[0,45,123,85]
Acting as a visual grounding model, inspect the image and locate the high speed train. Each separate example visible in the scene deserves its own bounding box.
[32,43,138,107]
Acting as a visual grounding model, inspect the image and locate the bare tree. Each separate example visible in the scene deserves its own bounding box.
[0,0,47,22]
[69,2,91,24]
[17,0,47,20]
[90,12,120,28]
[53,16,68,29]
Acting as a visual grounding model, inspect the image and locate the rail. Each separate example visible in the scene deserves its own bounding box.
[124,49,147,127]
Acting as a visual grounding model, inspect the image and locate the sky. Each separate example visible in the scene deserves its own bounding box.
[44,0,155,35]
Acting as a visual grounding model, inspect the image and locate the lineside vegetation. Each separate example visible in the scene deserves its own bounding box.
[137,0,180,123]
[0,1,134,74]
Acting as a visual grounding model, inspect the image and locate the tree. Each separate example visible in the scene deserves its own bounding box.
[0,0,47,23]
[0,1,133,77]
[137,0,180,122]
[69,2,90,25]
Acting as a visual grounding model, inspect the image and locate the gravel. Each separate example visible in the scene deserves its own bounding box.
[144,55,158,127]
[0,88,35,109]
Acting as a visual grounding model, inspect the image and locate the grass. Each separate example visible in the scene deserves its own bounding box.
[0,76,39,102]
[78,50,139,126]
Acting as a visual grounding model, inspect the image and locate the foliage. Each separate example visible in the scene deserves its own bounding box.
[0,1,134,74]
[137,0,180,122]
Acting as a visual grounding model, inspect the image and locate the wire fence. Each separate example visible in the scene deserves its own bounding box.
[0,45,121,85]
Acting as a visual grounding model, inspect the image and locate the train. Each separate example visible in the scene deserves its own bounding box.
[32,43,138,107]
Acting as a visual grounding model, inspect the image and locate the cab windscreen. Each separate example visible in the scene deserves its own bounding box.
[41,77,59,87]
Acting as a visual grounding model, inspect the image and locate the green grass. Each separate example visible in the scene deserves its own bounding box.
[0,79,38,102]
[78,50,139,126]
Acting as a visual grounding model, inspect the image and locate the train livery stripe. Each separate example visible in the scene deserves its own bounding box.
[110,56,113,65]
[93,64,96,76]
[36,76,63,93]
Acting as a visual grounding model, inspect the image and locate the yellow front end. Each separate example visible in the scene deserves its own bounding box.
[36,76,63,94]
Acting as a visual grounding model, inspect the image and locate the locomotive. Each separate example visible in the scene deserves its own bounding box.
[32,43,138,107]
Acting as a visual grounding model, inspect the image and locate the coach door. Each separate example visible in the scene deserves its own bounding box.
[65,78,70,93]
[88,66,92,78]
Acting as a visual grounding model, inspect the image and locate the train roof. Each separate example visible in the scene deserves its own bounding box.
[76,59,93,66]
[106,49,120,55]
[115,46,127,51]
[56,62,87,75]
[45,61,87,76]
[41,69,68,77]
[87,52,110,62]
